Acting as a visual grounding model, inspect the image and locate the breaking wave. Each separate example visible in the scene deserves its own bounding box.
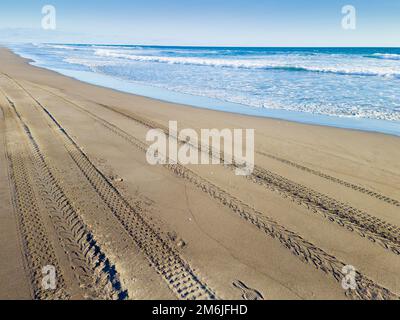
[94,49,400,77]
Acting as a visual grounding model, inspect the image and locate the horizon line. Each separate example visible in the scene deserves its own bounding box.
[38,42,400,49]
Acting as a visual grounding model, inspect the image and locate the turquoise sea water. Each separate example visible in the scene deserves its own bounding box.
[8,43,400,136]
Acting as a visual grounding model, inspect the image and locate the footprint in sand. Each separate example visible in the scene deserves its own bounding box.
[232,280,264,300]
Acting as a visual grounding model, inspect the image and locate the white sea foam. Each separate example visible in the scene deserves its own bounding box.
[64,57,116,68]
[93,49,400,77]
[263,101,400,122]
[50,45,76,50]
[370,53,400,60]
[163,85,400,122]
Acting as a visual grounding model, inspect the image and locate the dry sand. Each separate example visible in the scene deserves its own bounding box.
[0,47,399,300]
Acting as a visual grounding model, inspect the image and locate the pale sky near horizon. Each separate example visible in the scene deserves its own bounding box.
[0,0,399,46]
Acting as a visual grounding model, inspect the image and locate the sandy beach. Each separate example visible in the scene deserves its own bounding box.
[1,47,400,300]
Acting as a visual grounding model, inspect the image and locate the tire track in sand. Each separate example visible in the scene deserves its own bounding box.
[16,80,399,300]
[1,98,69,299]
[256,150,400,208]
[92,94,400,210]
[30,84,400,257]
[4,75,217,300]
[4,95,128,299]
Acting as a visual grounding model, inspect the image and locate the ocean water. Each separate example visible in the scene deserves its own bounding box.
[9,43,400,136]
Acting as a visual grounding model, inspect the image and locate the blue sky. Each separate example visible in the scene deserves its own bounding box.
[0,0,399,46]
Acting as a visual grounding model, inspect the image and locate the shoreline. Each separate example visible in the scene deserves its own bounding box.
[9,45,400,137]
[2,46,400,190]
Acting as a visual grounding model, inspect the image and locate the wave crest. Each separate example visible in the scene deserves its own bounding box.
[369,53,400,61]
[92,49,400,78]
